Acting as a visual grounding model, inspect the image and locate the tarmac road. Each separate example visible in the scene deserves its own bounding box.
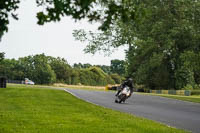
[65,88,200,133]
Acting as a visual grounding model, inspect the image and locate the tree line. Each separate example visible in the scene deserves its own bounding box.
[73,0,200,90]
[0,54,125,86]
[1,0,200,90]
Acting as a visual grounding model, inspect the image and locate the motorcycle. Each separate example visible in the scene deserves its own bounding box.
[115,86,131,103]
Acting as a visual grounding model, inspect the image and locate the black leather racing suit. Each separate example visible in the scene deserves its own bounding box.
[116,79,134,97]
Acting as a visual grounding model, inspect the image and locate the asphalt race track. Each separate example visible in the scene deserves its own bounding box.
[65,88,200,133]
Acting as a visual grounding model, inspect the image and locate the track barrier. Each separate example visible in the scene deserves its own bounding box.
[150,89,191,96]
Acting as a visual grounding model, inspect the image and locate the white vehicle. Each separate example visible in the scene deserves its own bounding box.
[115,86,131,103]
[25,78,35,85]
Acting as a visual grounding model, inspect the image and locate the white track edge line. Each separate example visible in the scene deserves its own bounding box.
[64,89,101,107]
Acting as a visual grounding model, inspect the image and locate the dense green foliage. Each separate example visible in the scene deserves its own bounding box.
[48,57,72,83]
[126,0,200,90]
[75,64,111,75]
[72,60,125,85]
[110,59,126,76]
[2,0,200,90]
[191,90,200,96]
[0,0,135,41]
[0,52,4,62]
[35,0,135,31]
[20,54,56,84]
[110,73,121,84]
[73,0,200,90]
[79,67,115,86]
[0,58,24,80]
[96,65,111,74]
[0,54,121,85]
[0,85,187,133]
[0,0,20,40]
[73,63,92,69]
[73,60,126,76]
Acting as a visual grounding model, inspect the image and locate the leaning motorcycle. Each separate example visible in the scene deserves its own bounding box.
[115,86,131,103]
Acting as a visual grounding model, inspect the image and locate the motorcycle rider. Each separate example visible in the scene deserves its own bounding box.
[115,77,134,97]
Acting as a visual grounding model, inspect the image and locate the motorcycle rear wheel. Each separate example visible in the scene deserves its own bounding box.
[119,94,126,103]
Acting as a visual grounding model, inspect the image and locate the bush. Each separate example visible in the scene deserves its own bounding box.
[191,90,200,95]
[193,84,200,90]
[110,73,121,84]
[105,75,115,85]
[78,67,115,86]
[71,69,80,85]
[135,84,146,90]
[183,84,193,90]
[136,88,150,93]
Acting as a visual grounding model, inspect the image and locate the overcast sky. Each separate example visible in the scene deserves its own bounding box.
[0,0,126,66]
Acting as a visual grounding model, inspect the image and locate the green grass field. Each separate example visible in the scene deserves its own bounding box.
[138,93,200,103]
[157,95,200,103]
[0,85,187,133]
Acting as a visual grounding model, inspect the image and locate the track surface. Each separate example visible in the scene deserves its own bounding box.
[65,89,200,133]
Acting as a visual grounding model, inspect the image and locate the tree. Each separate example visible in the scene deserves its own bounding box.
[33,54,56,84]
[0,58,24,80]
[0,0,20,40]
[36,0,135,31]
[73,20,134,55]
[110,59,126,76]
[70,69,80,85]
[73,63,83,69]
[18,56,35,81]
[0,53,121,86]
[126,0,200,89]
[110,73,121,84]
[82,63,92,69]
[95,65,111,74]
[73,63,92,69]
[49,57,72,84]
[0,52,5,62]
[19,54,56,84]
[73,0,200,90]
[0,0,136,40]
[78,66,115,86]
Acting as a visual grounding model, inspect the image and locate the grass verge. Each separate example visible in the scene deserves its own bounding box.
[53,83,106,91]
[0,85,187,133]
[138,93,200,103]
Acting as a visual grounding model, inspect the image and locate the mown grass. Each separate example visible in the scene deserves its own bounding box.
[0,85,187,133]
[160,95,200,103]
[138,93,200,103]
